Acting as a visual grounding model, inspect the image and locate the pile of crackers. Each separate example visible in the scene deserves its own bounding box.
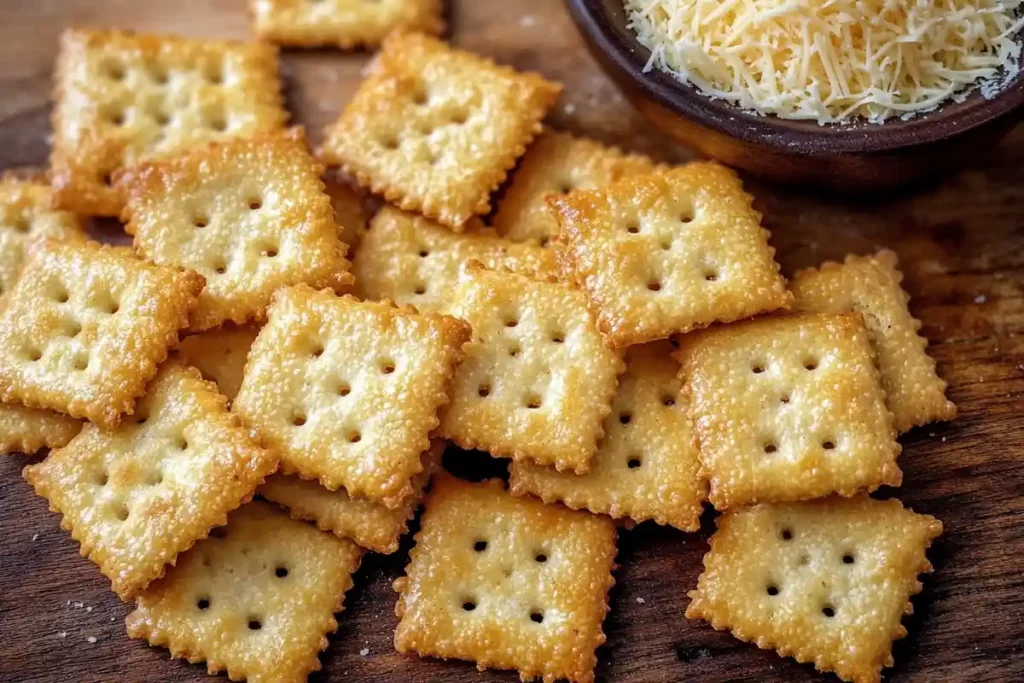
[0,5,955,683]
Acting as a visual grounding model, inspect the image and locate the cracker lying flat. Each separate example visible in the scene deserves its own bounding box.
[252,0,444,49]
[686,496,942,683]
[394,474,617,683]
[510,342,705,531]
[233,285,469,507]
[0,403,82,456]
[791,250,956,433]
[119,128,352,332]
[677,313,901,510]
[354,206,557,314]
[23,362,278,599]
[127,500,362,683]
[319,31,561,229]
[49,28,287,216]
[176,325,259,403]
[440,263,623,473]
[493,129,655,246]
[0,239,203,428]
[551,162,791,347]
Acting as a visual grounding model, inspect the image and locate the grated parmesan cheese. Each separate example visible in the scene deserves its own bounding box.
[625,0,1023,123]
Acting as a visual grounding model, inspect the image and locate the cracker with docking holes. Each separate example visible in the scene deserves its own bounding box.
[318,31,561,229]
[23,362,278,599]
[439,263,623,473]
[493,129,655,246]
[233,285,469,507]
[686,496,942,683]
[0,239,204,428]
[354,206,558,315]
[176,325,260,403]
[550,162,791,347]
[127,500,362,683]
[676,313,901,510]
[510,341,705,531]
[0,403,82,456]
[49,28,287,216]
[252,0,444,49]
[791,250,956,433]
[394,474,617,683]
[119,128,352,332]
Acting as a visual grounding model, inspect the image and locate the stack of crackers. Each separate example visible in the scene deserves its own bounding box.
[0,5,955,683]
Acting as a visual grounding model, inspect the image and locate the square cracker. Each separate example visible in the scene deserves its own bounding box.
[685,496,942,683]
[550,162,792,347]
[394,474,617,683]
[23,361,278,599]
[318,31,561,229]
[676,313,901,510]
[0,239,204,428]
[233,285,470,507]
[119,128,352,332]
[49,28,287,216]
[493,129,655,246]
[353,206,557,315]
[127,500,363,683]
[252,0,444,49]
[176,325,260,403]
[0,403,82,456]
[510,341,705,531]
[439,263,624,473]
[791,250,956,433]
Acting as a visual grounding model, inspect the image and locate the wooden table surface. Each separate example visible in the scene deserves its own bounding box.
[1,1,1023,682]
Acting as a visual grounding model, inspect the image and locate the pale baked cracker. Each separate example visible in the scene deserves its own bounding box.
[790,250,956,433]
[0,402,82,456]
[0,239,204,428]
[233,285,469,507]
[550,162,792,347]
[394,474,617,683]
[127,500,362,683]
[493,129,655,246]
[252,0,444,49]
[176,325,260,403]
[354,206,557,314]
[676,313,901,510]
[49,28,287,216]
[325,174,369,252]
[23,361,278,599]
[318,31,561,229]
[510,341,705,531]
[119,128,352,332]
[439,263,623,473]
[686,496,942,683]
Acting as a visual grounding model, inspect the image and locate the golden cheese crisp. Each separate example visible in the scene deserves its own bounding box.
[0,239,204,428]
[127,500,362,683]
[394,474,617,683]
[686,496,942,683]
[550,162,792,347]
[493,129,655,246]
[677,313,901,510]
[354,206,558,314]
[319,31,561,229]
[23,362,278,599]
[176,325,260,403]
[49,28,287,216]
[791,250,956,433]
[510,342,705,531]
[0,403,82,456]
[440,263,623,474]
[325,174,369,252]
[119,128,352,332]
[233,285,469,507]
[252,0,444,49]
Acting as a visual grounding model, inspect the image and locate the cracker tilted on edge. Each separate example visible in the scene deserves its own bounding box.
[252,0,444,49]
[176,325,260,404]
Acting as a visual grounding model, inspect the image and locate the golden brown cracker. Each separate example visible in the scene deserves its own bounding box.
[252,0,444,49]
[0,402,82,456]
[176,325,260,403]
[324,173,369,252]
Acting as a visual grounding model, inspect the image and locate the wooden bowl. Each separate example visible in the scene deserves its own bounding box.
[566,0,1024,191]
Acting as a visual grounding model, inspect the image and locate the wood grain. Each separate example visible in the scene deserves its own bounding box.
[1,1,1023,682]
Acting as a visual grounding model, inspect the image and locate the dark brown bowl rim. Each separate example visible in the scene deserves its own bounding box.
[567,0,1024,156]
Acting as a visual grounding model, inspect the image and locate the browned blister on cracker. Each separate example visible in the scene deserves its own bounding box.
[676,313,901,510]
[0,239,204,428]
[127,500,362,683]
[176,325,259,404]
[394,474,617,683]
[685,496,942,683]
[551,162,792,347]
[23,362,278,599]
[319,31,561,229]
[0,402,82,456]
[252,0,444,49]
